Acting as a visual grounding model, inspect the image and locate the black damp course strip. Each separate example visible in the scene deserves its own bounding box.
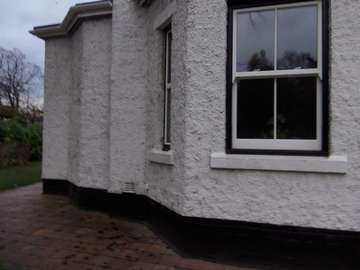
[43,179,360,269]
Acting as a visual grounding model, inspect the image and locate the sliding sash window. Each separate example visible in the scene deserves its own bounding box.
[228,0,328,155]
[163,26,172,151]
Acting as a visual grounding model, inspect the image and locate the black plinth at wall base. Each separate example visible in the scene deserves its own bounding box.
[42,179,360,269]
[43,179,70,195]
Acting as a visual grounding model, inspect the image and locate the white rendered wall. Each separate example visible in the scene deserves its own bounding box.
[42,0,360,231]
[43,18,112,190]
[78,19,112,189]
[178,0,360,231]
[68,25,83,186]
[143,0,187,214]
[108,0,148,193]
[42,39,71,180]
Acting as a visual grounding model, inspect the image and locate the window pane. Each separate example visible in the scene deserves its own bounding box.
[167,31,172,84]
[277,77,317,139]
[277,5,318,70]
[165,88,171,144]
[237,10,275,72]
[237,79,274,139]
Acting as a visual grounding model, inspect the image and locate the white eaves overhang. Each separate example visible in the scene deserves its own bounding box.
[30,0,113,40]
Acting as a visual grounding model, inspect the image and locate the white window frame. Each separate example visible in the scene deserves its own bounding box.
[232,1,323,151]
[163,27,172,150]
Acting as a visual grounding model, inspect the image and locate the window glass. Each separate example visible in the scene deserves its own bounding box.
[163,27,172,150]
[165,89,171,144]
[277,5,318,70]
[277,77,317,139]
[237,79,274,139]
[237,10,275,72]
[167,31,172,84]
[231,2,324,152]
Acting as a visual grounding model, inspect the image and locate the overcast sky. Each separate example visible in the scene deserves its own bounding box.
[0,0,96,71]
[0,0,96,104]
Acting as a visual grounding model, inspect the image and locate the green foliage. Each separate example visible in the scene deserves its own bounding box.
[0,118,29,143]
[0,118,42,167]
[28,122,42,160]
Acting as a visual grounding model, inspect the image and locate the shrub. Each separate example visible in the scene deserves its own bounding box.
[0,119,29,143]
[0,118,42,167]
[28,122,42,160]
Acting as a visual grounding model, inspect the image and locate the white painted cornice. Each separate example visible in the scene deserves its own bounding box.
[30,0,113,39]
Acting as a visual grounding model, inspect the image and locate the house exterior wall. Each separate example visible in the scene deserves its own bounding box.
[68,24,83,187]
[139,0,360,231]
[178,0,360,231]
[143,0,187,214]
[41,0,360,232]
[43,18,112,190]
[42,38,71,180]
[108,0,148,194]
[78,19,112,189]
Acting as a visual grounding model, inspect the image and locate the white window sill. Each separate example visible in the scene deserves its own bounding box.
[149,149,174,166]
[210,153,347,174]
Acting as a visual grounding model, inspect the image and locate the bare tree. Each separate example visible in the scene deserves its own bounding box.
[0,47,42,111]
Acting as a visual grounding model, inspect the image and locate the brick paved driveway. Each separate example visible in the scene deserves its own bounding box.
[0,184,251,270]
[0,184,359,270]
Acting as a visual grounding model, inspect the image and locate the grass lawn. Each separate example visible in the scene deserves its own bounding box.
[0,161,41,191]
[0,262,10,270]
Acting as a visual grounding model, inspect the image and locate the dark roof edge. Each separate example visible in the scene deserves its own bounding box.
[30,0,113,40]
[135,0,156,7]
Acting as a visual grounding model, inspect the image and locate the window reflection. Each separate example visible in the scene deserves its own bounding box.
[277,5,318,69]
[237,10,275,72]
[237,79,274,139]
[277,77,317,139]
[247,50,273,71]
[277,51,317,70]
[165,89,171,143]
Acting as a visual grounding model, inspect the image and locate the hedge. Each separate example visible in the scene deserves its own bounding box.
[0,118,42,167]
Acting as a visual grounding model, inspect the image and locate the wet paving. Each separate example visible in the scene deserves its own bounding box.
[0,184,359,270]
[0,184,250,270]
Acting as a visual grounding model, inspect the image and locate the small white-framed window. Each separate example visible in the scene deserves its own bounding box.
[163,26,172,151]
[231,1,324,152]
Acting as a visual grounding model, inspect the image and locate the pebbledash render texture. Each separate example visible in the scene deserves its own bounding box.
[31,0,360,233]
